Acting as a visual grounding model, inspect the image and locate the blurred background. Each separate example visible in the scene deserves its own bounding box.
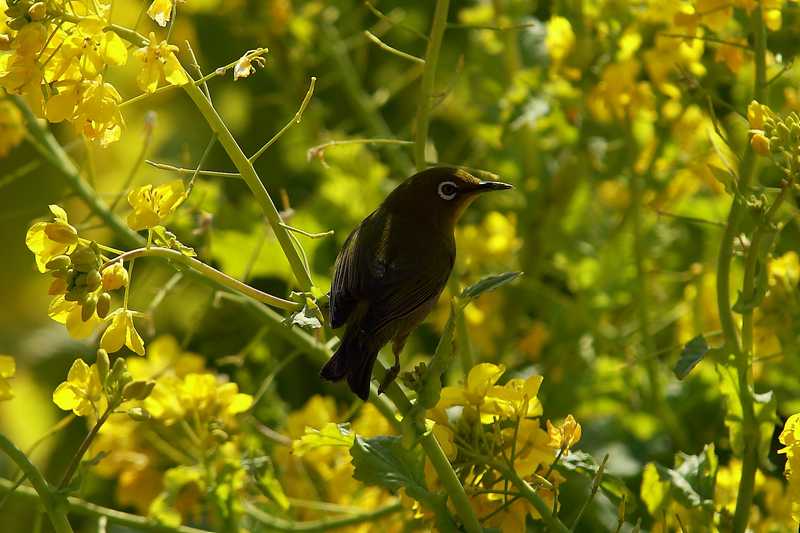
[3,0,800,530]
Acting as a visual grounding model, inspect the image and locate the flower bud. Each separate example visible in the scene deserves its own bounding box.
[81,294,97,322]
[96,292,111,318]
[28,2,46,20]
[127,407,151,421]
[85,269,102,291]
[123,380,156,401]
[751,132,770,156]
[48,278,68,295]
[64,287,87,302]
[747,100,765,130]
[70,245,99,272]
[45,255,71,271]
[96,349,110,384]
[211,428,229,442]
[44,222,78,244]
[102,263,128,290]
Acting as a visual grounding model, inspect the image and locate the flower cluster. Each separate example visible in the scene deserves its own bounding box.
[748,100,800,172]
[779,413,800,524]
[25,205,141,348]
[84,336,257,527]
[0,0,188,146]
[425,363,580,530]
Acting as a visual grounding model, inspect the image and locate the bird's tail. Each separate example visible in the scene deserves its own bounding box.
[320,327,379,401]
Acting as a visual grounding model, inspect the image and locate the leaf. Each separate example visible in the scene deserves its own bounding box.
[459,271,522,302]
[707,164,737,196]
[640,445,717,517]
[151,225,196,257]
[558,451,636,510]
[674,335,709,379]
[350,435,430,502]
[292,423,353,456]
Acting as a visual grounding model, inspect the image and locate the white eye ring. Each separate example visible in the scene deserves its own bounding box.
[438,181,458,201]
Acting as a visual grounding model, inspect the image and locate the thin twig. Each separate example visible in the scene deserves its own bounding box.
[249,77,317,162]
[146,160,241,178]
[364,30,425,64]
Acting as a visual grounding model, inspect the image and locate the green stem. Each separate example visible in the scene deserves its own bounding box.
[249,77,317,163]
[243,500,402,532]
[0,477,209,533]
[729,5,767,532]
[11,96,144,249]
[492,461,570,533]
[59,407,112,490]
[102,247,302,311]
[414,0,450,170]
[181,78,313,291]
[0,435,72,533]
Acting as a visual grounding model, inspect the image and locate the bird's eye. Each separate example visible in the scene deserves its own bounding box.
[438,181,458,201]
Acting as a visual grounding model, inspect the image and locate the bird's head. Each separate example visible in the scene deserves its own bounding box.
[385,166,513,226]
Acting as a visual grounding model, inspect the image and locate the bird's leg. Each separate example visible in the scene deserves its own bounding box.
[378,336,407,394]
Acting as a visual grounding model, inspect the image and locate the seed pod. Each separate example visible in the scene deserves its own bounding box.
[777,122,790,141]
[96,292,111,318]
[74,273,88,287]
[81,294,97,322]
[85,269,102,291]
[45,255,71,271]
[44,222,78,244]
[96,349,110,384]
[48,278,68,295]
[127,407,151,421]
[27,2,45,20]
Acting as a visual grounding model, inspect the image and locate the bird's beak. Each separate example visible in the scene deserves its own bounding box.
[476,180,513,192]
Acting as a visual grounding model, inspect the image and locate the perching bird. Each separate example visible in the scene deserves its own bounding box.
[320,166,512,400]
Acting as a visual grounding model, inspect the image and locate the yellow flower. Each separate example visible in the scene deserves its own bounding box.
[53,358,107,417]
[438,362,505,412]
[546,414,582,454]
[26,205,78,272]
[77,78,124,146]
[0,100,25,157]
[133,35,189,94]
[127,180,187,231]
[47,18,127,81]
[102,262,129,290]
[0,355,16,401]
[126,335,205,381]
[101,309,146,355]
[147,0,175,27]
[545,16,574,64]
[505,419,554,476]
[48,295,103,339]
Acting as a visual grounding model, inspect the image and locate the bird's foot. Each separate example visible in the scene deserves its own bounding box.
[378,364,400,395]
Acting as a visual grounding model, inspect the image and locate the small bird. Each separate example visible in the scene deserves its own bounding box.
[320,166,512,400]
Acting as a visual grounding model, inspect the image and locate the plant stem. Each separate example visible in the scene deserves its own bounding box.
[729,4,767,532]
[12,96,144,248]
[250,77,317,163]
[59,407,112,490]
[0,435,72,533]
[102,247,302,311]
[414,0,450,170]
[492,461,570,533]
[0,476,210,533]
[243,500,402,532]
[181,78,313,291]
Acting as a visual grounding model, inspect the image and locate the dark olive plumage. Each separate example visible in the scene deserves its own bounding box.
[320,166,512,400]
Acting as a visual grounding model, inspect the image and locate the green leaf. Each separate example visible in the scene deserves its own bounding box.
[151,225,196,257]
[292,423,353,456]
[674,335,709,379]
[707,164,737,195]
[640,445,717,517]
[558,451,636,510]
[350,435,430,502]
[459,271,522,302]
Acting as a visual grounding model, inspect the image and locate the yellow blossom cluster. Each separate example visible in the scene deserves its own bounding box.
[426,363,580,530]
[780,414,800,524]
[25,205,146,353]
[0,0,188,146]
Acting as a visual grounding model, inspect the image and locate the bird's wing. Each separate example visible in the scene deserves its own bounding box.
[361,252,454,335]
[329,225,363,329]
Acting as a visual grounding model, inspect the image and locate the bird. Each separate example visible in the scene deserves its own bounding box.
[320,166,513,400]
